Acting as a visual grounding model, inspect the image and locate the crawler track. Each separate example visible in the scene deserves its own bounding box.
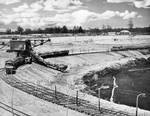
[0,71,132,116]
[0,101,31,116]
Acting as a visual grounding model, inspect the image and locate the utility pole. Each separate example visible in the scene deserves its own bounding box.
[98,85,109,112]
[76,90,79,106]
[98,88,101,112]
[54,85,57,99]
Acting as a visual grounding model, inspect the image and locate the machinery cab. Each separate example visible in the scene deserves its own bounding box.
[5,60,15,74]
[9,39,32,63]
[25,57,32,64]
[9,39,32,52]
[5,57,26,74]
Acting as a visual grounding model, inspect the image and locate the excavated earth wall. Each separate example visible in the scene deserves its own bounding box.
[82,56,150,111]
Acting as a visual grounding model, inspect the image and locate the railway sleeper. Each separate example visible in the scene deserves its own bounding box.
[91,112,105,116]
[36,86,54,93]
[42,96,53,102]
[59,98,75,103]
[42,94,53,99]
[81,110,91,115]
[59,101,75,106]
[115,111,130,116]
[103,108,126,116]
[65,104,78,110]
[81,104,98,111]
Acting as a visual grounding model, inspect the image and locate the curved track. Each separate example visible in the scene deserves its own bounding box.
[0,101,31,116]
[0,70,132,116]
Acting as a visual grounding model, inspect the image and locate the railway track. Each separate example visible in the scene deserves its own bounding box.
[0,101,31,116]
[0,71,132,116]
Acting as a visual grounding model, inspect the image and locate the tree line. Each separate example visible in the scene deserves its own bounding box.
[5,26,84,35]
[4,25,150,35]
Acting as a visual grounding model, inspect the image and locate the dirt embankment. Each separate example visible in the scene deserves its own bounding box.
[83,56,150,86]
[83,57,150,80]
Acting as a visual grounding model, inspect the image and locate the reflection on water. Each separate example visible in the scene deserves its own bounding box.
[114,68,150,111]
[110,76,118,102]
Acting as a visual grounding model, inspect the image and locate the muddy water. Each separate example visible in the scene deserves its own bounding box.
[114,68,150,111]
[82,64,150,111]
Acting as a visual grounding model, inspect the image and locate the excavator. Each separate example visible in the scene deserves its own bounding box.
[5,38,68,74]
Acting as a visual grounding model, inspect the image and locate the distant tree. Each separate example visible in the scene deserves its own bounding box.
[44,28,51,33]
[88,28,100,34]
[37,28,43,33]
[78,26,84,33]
[73,26,77,34]
[73,26,83,34]
[61,26,68,33]
[55,26,61,33]
[6,28,11,34]
[24,28,32,34]
[8,25,150,35]
[17,26,24,34]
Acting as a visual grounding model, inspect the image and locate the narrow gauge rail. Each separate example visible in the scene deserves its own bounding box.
[0,71,132,116]
[0,101,31,116]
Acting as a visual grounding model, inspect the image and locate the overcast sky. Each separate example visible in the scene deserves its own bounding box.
[0,0,150,31]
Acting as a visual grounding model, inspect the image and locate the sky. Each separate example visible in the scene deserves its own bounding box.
[0,0,150,31]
